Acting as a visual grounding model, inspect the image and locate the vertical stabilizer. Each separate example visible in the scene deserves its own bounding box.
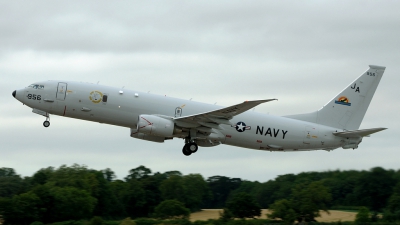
[286,65,385,130]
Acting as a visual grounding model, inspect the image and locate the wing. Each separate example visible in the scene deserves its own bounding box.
[174,99,277,130]
[333,127,387,138]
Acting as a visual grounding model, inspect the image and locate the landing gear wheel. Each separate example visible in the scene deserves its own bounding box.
[43,121,50,127]
[182,145,192,156]
[187,143,198,153]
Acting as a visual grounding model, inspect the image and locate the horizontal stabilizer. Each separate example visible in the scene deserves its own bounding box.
[333,127,387,138]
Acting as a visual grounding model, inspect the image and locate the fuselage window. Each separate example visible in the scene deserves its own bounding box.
[102,94,108,103]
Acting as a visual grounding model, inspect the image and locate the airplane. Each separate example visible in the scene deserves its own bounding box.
[12,65,387,156]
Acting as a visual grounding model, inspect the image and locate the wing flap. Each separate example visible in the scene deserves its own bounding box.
[333,127,387,138]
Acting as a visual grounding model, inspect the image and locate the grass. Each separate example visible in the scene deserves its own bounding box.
[190,209,357,222]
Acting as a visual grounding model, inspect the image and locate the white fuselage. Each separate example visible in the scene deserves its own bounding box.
[14,80,351,152]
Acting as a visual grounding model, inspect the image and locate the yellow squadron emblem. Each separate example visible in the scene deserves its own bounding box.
[89,91,103,103]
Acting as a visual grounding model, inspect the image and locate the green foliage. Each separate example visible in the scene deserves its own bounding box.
[267,199,296,223]
[48,185,97,221]
[1,164,400,223]
[90,216,105,225]
[0,192,41,224]
[268,181,331,223]
[160,174,210,212]
[219,208,234,221]
[355,167,396,211]
[125,166,152,181]
[226,192,261,219]
[387,182,400,212]
[0,167,25,198]
[51,220,84,225]
[120,217,136,225]
[355,206,370,224]
[134,218,160,225]
[154,199,190,219]
[30,222,44,225]
[291,181,332,222]
[205,176,242,208]
[102,168,116,182]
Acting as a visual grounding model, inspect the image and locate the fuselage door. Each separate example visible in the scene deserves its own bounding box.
[175,107,182,117]
[56,82,67,100]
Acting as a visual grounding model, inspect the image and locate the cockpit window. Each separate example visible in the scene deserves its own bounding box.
[28,84,44,89]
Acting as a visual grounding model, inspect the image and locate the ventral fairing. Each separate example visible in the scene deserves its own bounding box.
[12,65,387,156]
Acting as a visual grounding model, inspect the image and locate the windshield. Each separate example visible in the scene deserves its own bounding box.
[28,84,44,89]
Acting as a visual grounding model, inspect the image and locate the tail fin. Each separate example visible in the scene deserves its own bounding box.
[286,65,386,130]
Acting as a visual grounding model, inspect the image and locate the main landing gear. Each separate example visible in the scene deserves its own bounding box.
[182,139,198,156]
[43,116,50,128]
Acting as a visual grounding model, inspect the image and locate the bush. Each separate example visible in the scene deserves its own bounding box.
[30,222,44,225]
[134,218,159,225]
[90,216,104,225]
[51,220,84,225]
[120,217,136,225]
[355,207,370,225]
[154,200,190,219]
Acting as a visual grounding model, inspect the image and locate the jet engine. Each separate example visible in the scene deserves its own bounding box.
[130,129,165,143]
[137,115,175,137]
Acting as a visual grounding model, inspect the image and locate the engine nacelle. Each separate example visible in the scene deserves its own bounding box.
[130,129,165,143]
[137,115,175,137]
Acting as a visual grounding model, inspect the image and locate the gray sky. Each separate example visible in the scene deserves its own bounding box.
[1,0,399,182]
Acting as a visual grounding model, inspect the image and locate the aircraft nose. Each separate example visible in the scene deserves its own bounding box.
[12,90,16,98]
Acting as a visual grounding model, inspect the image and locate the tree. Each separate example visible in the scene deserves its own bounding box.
[355,206,370,224]
[383,182,400,221]
[49,185,97,221]
[267,199,296,223]
[154,199,190,219]
[0,168,18,177]
[219,208,234,221]
[355,167,396,211]
[267,181,331,223]
[205,176,242,208]
[182,174,211,211]
[102,168,116,182]
[0,168,25,198]
[160,175,185,203]
[290,181,331,222]
[226,192,261,219]
[0,192,41,224]
[125,165,152,180]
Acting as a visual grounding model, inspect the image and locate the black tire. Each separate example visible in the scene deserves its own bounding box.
[182,145,192,156]
[43,121,50,127]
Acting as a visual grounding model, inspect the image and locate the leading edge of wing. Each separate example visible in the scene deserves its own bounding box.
[174,99,277,125]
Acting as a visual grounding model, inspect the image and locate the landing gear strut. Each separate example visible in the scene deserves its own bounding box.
[43,116,50,128]
[182,138,198,156]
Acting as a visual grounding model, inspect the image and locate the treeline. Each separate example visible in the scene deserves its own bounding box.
[0,165,400,224]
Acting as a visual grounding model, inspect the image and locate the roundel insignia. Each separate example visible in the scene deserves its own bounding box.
[233,121,251,132]
[89,91,103,104]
